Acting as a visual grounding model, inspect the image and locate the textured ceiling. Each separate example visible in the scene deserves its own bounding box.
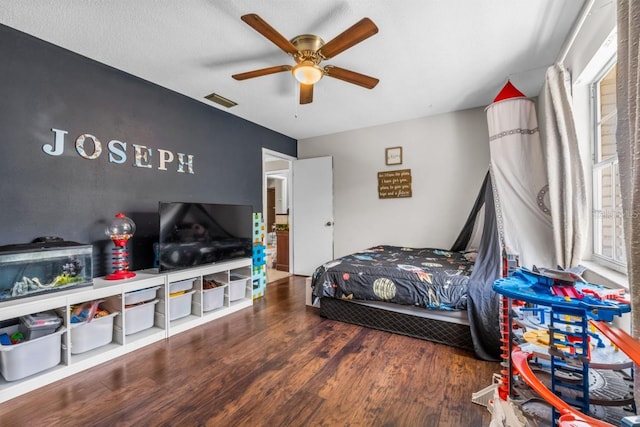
[0,1,585,140]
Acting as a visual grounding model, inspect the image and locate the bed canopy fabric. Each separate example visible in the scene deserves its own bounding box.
[451,172,502,361]
[486,86,555,269]
[451,81,561,360]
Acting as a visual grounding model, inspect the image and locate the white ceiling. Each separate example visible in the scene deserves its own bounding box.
[0,1,585,140]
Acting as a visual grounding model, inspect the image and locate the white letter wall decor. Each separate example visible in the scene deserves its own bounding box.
[157,149,174,171]
[43,128,68,156]
[42,128,195,175]
[108,140,127,164]
[177,153,194,174]
[132,144,153,169]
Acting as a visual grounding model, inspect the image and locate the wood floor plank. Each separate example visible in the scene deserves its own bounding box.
[354,333,444,425]
[263,390,326,426]
[198,316,364,424]
[307,330,398,426]
[0,276,499,426]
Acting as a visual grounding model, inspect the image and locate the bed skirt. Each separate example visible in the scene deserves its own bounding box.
[319,297,475,352]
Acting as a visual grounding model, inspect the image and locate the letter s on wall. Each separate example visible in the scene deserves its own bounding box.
[108,140,127,164]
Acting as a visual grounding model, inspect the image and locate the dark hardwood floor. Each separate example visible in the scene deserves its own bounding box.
[0,276,499,426]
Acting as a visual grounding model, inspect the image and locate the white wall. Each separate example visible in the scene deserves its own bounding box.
[298,107,490,258]
[265,159,290,172]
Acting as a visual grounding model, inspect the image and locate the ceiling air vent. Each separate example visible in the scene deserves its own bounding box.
[205,93,237,108]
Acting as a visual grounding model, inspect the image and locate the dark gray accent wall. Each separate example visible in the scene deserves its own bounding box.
[0,24,296,274]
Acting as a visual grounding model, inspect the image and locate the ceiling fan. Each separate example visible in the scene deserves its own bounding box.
[232,14,379,104]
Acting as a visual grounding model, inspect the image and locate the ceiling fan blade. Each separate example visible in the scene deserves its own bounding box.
[324,66,379,89]
[232,65,291,80]
[241,14,298,55]
[317,18,378,60]
[300,84,314,104]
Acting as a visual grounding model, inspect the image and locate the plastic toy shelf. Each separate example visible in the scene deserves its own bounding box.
[0,257,252,403]
[162,259,253,337]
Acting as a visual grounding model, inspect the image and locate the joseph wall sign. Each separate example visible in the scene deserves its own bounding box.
[43,128,195,174]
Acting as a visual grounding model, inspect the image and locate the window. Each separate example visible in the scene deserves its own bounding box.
[591,62,626,272]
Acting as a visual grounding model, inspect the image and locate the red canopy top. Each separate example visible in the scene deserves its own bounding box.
[493,80,526,102]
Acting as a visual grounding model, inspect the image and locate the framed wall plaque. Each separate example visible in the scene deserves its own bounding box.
[385,146,402,165]
[378,169,412,198]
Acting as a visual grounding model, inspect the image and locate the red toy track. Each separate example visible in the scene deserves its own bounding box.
[511,349,614,427]
[589,320,640,365]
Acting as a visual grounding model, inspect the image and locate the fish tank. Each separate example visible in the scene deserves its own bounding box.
[0,240,93,302]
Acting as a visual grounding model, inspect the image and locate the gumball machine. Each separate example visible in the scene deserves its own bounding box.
[105,213,136,280]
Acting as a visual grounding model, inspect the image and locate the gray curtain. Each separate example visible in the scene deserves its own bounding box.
[542,63,589,268]
[616,0,640,409]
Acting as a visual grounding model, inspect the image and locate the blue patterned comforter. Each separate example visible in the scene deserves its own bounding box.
[311,245,474,311]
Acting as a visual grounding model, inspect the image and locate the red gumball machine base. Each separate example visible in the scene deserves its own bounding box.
[105,244,136,280]
[106,270,136,280]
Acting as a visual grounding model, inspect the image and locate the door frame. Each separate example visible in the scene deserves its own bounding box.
[262,148,295,273]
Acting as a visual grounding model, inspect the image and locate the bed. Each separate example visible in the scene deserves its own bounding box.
[312,245,474,310]
[309,173,503,361]
[311,245,478,351]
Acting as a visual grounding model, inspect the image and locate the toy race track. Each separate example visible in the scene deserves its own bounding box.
[491,267,636,426]
[590,320,640,366]
[511,349,614,427]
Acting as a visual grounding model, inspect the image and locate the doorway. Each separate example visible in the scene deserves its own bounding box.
[263,149,293,283]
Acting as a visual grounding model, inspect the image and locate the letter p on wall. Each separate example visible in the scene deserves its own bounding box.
[158,149,174,171]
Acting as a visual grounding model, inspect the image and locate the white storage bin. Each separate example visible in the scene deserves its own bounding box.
[124,286,160,305]
[169,279,195,294]
[229,274,249,301]
[125,299,159,335]
[169,290,195,321]
[0,324,65,381]
[70,312,118,354]
[203,286,225,312]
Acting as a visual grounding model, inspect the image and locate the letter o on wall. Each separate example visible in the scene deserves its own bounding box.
[75,134,103,160]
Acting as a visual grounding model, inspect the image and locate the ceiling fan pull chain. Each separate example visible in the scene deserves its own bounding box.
[294,79,300,119]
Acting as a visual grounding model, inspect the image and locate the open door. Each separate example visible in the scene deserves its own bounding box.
[292,156,334,276]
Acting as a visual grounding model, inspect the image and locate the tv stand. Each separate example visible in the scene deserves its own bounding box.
[0,258,252,403]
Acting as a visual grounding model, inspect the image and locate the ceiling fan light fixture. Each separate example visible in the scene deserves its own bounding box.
[292,61,323,85]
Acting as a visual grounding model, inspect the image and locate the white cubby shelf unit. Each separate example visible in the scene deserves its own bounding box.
[0,257,252,403]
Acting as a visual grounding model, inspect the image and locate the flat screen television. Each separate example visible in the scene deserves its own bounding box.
[158,202,253,272]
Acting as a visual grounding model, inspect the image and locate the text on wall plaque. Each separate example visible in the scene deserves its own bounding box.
[378,169,412,199]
